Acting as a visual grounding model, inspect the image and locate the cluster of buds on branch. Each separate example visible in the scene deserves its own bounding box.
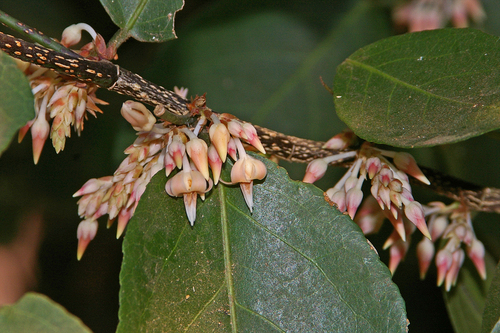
[417,202,486,291]
[73,91,267,259]
[303,135,486,289]
[17,24,111,164]
[9,21,488,286]
[393,0,485,32]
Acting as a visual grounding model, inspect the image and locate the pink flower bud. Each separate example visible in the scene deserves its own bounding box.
[377,185,391,209]
[31,112,50,164]
[322,129,356,150]
[227,137,237,161]
[436,248,453,287]
[168,135,186,169]
[73,176,113,197]
[226,119,247,139]
[404,201,431,240]
[303,159,328,183]
[388,239,409,274]
[186,138,209,180]
[120,101,156,132]
[384,209,406,242]
[354,197,384,235]
[467,238,486,280]
[365,157,381,179]
[445,249,465,291]
[383,229,401,250]
[77,219,98,260]
[417,238,435,279]
[389,190,403,209]
[18,119,34,143]
[164,152,176,177]
[329,189,346,212]
[345,188,363,219]
[344,176,358,192]
[209,123,230,162]
[378,167,393,187]
[116,205,135,238]
[208,145,222,185]
[393,152,430,185]
[429,215,449,240]
[241,123,266,154]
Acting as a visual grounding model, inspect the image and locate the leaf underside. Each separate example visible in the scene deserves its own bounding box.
[99,0,184,42]
[334,28,500,148]
[0,52,35,156]
[118,155,407,332]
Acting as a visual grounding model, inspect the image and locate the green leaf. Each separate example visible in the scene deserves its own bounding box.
[334,28,500,148]
[444,252,496,333]
[0,292,91,333]
[99,0,184,42]
[0,52,34,156]
[118,154,407,332]
[145,0,393,143]
[482,260,500,333]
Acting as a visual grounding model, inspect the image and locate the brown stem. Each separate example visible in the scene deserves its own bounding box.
[1,32,499,213]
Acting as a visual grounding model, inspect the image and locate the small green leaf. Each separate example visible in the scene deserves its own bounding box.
[100,0,184,42]
[0,52,34,156]
[0,292,91,333]
[482,260,500,333]
[118,155,407,332]
[334,28,500,148]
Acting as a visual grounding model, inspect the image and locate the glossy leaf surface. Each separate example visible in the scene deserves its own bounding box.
[0,52,34,156]
[334,28,500,148]
[0,293,91,333]
[118,155,408,332]
[100,0,184,42]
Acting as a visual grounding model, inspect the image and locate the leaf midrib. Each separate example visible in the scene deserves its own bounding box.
[346,58,486,107]
[219,184,237,332]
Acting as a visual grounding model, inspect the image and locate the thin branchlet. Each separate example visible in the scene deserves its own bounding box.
[0,9,80,57]
[0,30,499,213]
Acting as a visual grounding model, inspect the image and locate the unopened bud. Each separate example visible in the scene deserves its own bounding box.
[121,101,156,132]
[209,123,230,162]
[393,152,430,185]
[303,159,328,183]
[186,138,209,180]
[61,23,97,47]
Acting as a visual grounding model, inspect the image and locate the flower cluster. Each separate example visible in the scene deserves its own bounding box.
[304,134,486,289]
[73,94,267,259]
[17,24,111,164]
[393,0,485,32]
[304,142,431,238]
[417,202,486,291]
